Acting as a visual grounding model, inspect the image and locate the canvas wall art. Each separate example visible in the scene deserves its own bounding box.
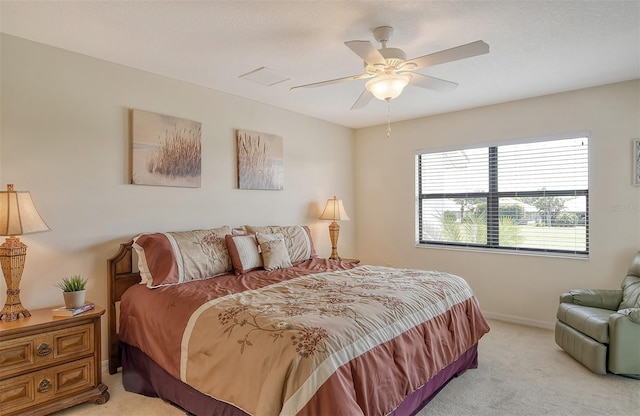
[634,139,640,186]
[236,129,284,190]
[131,109,202,188]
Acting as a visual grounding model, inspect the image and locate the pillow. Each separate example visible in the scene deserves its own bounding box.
[133,233,179,286]
[255,232,292,271]
[231,225,247,235]
[245,225,316,263]
[133,226,232,288]
[225,234,263,275]
[619,274,640,309]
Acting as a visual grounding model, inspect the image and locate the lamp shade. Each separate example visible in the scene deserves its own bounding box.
[319,196,350,221]
[366,74,411,101]
[0,184,50,236]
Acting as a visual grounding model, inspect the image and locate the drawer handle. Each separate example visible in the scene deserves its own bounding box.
[37,343,52,356]
[37,379,52,393]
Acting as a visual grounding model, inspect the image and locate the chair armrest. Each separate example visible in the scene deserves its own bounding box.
[608,311,640,375]
[559,289,622,310]
[617,308,640,323]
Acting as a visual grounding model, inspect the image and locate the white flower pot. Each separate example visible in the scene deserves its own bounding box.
[63,290,86,309]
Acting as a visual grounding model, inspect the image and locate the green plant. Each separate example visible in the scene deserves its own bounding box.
[554,211,579,227]
[55,275,88,292]
[498,217,524,246]
[499,204,525,222]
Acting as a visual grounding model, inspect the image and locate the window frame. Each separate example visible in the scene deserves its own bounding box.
[415,133,590,257]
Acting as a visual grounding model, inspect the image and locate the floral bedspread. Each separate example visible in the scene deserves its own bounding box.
[179,265,488,416]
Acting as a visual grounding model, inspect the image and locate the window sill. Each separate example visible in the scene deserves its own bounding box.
[415,243,589,260]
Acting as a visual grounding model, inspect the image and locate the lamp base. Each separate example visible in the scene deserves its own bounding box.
[0,236,30,322]
[0,293,30,321]
[328,221,341,260]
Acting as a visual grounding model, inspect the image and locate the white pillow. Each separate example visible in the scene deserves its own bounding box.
[245,225,316,263]
[255,232,292,271]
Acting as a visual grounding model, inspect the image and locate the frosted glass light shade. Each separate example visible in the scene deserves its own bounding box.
[366,74,411,101]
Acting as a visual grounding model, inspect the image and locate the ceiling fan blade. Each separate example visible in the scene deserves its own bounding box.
[405,40,489,71]
[290,73,373,90]
[344,40,387,66]
[409,73,458,93]
[351,90,374,110]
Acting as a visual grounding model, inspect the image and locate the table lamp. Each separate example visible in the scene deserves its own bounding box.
[319,196,350,260]
[0,184,50,321]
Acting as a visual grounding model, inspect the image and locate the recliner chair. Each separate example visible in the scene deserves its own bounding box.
[555,252,640,376]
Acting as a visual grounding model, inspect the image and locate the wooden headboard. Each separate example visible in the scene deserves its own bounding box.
[107,240,141,374]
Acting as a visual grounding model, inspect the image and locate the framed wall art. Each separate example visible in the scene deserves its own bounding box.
[236,129,284,190]
[634,139,640,186]
[131,109,202,188]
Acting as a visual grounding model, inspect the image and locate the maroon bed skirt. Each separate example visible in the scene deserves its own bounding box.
[121,343,479,416]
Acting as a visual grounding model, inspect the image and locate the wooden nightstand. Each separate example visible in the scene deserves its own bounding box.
[0,305,109,415]
[341,258,360,265]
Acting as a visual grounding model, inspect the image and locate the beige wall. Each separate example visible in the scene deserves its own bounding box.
[3,32,639,353]
[355,80,640,328]
[0,34,356,358]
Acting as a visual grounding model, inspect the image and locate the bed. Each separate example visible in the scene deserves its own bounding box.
[107,226,489,416]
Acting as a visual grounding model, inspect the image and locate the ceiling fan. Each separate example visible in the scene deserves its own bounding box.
[291,26,490,109]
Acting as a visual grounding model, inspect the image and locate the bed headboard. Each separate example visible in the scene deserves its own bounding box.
[107,240,142,375]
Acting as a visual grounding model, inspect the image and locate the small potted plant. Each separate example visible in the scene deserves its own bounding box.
[55,275,88,309]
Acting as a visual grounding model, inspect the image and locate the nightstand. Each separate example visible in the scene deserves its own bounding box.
[0,305,109,415]
[341,258,360,265]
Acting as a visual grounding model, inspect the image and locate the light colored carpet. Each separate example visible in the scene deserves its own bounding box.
[54,319,638,416]
[422,320,639,416]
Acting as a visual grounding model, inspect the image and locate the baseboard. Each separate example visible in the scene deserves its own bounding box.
[482,311,555,330]
[101,360,110,375]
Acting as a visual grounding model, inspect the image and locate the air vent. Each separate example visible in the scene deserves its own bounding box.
[239,67,290,86]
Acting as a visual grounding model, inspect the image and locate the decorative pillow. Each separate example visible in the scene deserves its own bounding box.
[620,274,640,309]
[245,225,316,263]
[255,232,292,271]
[225,234,263,275]
[133,226,232,288]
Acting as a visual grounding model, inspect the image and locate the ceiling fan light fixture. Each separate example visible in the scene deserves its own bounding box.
[366,74,411,101]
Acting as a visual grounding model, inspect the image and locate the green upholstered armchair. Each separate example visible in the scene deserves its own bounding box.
[555,252,640,376]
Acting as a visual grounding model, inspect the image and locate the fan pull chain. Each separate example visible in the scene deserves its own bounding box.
[386,99,391,139]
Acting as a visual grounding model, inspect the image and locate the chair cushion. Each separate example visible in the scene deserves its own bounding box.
[620,275,640,309]
[557,303,614,343]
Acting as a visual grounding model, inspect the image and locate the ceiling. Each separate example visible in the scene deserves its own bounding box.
[1,1,639,129]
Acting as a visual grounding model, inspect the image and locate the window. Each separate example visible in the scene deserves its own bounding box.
[416,134,589,256]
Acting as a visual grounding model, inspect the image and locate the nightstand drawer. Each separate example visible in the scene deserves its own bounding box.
[0,356,95,415]
[0,306,107,415]
[0,323,94,380]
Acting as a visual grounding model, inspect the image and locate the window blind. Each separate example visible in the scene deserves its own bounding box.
[416,135,589,256]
